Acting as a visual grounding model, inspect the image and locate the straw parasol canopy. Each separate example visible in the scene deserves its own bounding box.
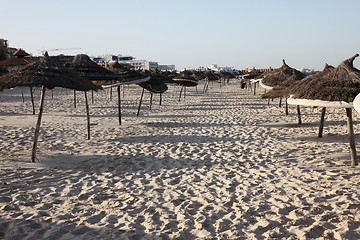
[261,67,319,99]
[0,53,101,162]
[286,54,360,166]
[66,54,120,85]
[289,55,360,102]
[173,70,199,87]
[108,61,149,84]
[138,76,168,94]
[261,59,305,88]
[0,54,100,91]
[204,69,219,81]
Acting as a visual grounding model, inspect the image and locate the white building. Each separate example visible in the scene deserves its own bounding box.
[157,64,176,71]
[209,64,234,72]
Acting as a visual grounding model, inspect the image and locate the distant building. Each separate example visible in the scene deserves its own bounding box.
[209,64,235,73]
[0,39,8,59]
[244,67,273,73]
[91,54,175,71]
[157,64,175,71]
[0,49,36,71]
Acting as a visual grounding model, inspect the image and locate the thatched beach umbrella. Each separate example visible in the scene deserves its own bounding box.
[202,69,219,93]
[259,60,305,117]
[107,62,150,124]
[261,60,305,88]
[0,53,101,162]
[173,71,199,101]
[136,73,168,116]
[287,54,360,166]
[263,64,334,116]
[66,54,120,105]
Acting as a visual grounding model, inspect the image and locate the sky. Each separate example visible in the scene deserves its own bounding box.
[1,0,360,71]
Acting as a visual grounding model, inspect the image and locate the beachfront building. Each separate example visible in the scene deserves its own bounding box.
[209,64,235,73]
[157,64,175,71]
[92,54,175,71]
[0,39,8,59]
[244,67,273,73]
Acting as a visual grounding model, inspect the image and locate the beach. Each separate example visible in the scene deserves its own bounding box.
[0,80,360,239]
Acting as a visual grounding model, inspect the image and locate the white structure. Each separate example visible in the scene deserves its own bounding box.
[91,54,175,71]
[157,64,176,71]
[209,64,234,72]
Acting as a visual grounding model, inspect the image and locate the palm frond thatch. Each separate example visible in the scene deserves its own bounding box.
[261,59,305,87]
[0,54,101,91]
[289,54,360,102]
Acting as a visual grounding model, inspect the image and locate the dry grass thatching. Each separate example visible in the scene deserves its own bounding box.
[109,62,147,82]
[289,54,360,102]
[66,54,120,85]
[204,70,219,81]
[0,54,101,91]
[261,59,305,87]
[261,66,334,99]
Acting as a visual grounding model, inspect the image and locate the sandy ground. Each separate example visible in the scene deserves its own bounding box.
[0,79,360,239]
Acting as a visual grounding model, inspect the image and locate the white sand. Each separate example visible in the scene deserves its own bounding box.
[0,80,360,239]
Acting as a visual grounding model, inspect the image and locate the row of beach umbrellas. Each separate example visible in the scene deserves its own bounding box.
[0,53,233,162]
[244,54,360,166]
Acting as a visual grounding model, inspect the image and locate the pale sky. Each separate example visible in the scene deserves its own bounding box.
[1,0,360,70]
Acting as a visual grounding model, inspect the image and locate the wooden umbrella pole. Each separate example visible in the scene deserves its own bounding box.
[179,86,183,102]
[117,86,121,125]
[279,97,282,108]
[84,91,90,140]
[51,89,54,99]
[149,92,153,110]
[318,107,326,138]
[184,87,186,100]
[31,85,46,163]
[74,90,76,108]
[297,105,302,125]
[203,80,207,93]
[30,86,35,115]
[346,108,357,166]
[109,87,113,101]
[137,88,145,116]
[91,90,94,104]
[21,87,24,103]
[285,98,289,115]
[253,82,257,95]
[159,93,162,106]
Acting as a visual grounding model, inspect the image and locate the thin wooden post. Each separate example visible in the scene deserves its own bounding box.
[51,90,54,99]
[109,87,113,101]
[84,91,90,140]
[279,97,282,108]
[267,99,270,105]
[21,87,25,103]
[117,86,121,125]
[184,87,186,100]
[285,98,289,115]
[297,105,302,125]
[30,86,35,115]
[149,92,153,110]
[31,85,46,163]
[179,86,183,102]
[253,82,257,95]
[137,88,145,116]
[74,90,76,108]
[91,90,94,104]
[346,108,357,166]
[318,107,326,138]
[159,93,162,106]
